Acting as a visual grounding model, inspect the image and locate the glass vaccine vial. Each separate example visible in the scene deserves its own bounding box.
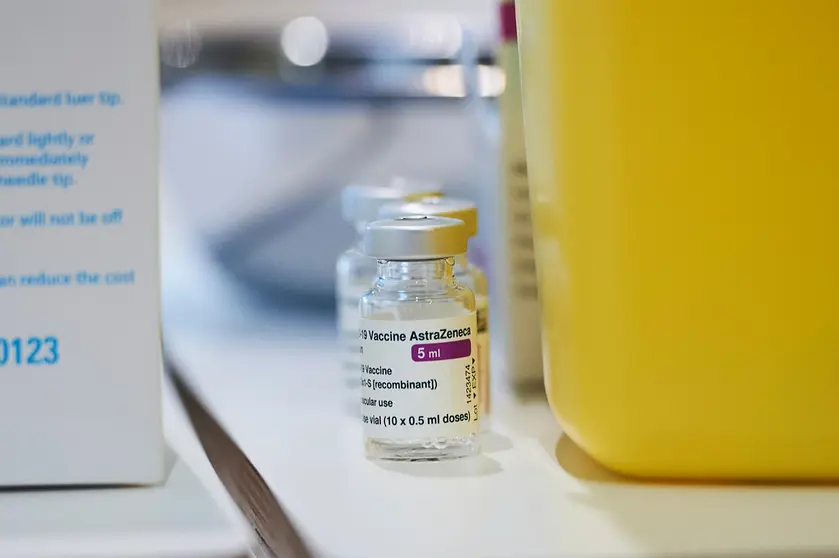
[378,198,491,416]
[359,216,480,461]
[337,183,441,402]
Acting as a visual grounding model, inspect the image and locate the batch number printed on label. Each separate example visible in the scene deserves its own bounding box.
[359,314,479,440]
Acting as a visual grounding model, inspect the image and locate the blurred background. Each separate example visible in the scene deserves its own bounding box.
[158,0,503,331]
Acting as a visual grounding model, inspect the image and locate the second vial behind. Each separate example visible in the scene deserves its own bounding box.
[379,197,490,416]
[337,182,442,404]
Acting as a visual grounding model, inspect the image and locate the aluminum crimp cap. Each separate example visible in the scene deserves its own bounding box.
[378,196,478,238]
[364,216,468,260]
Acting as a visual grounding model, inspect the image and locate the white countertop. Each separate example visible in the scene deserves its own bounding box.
[0,376,252,558]
[159,192,839,558]
[168,313,839,558]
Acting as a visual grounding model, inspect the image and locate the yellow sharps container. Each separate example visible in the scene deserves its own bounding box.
[516,0,839,479]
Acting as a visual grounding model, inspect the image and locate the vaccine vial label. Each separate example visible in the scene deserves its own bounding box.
[359,314,479,440]
[337,277,371,388]
[476,294,490,414]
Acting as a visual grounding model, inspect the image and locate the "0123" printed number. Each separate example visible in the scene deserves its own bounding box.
[0,337,60,366]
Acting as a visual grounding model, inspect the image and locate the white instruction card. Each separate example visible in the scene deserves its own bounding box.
[0,0,165,486]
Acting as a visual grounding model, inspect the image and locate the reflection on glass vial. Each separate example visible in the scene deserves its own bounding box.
[360,216,480,461]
